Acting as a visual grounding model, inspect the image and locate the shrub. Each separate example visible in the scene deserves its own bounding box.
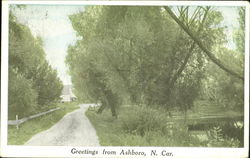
[121,105,166,136]
[206,126,241,147]
[219,121,243,147]
[87,104,242,147]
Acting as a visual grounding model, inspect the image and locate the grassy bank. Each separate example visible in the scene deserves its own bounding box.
[86,105,201,146]
[8,102,79,145]
[86,103,242,147]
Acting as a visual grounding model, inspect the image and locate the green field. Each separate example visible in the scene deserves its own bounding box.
[8,102,79,145]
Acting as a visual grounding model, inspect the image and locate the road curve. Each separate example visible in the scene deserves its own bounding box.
[25,104,100,146]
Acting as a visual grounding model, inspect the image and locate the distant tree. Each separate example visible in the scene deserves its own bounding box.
[32,62,63,108]
[201,7,244,111]
[234,7,245,57]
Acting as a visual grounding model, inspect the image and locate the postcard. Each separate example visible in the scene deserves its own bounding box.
[1,1,249,158]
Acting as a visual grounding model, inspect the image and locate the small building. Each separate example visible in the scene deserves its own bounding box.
[60,85,77,103]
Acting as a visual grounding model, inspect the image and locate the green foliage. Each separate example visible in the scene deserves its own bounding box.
[32,62,63,107]
[121,105,165,136]
[202,46,244,111]
[201,7,244,111]
[8,102,79,145]
[68,6,243,147]
[86,105,241,147]
[234,7,245,55]
[8,68,38,119]
[67,6,228,117]
[8,9,63,118]
[206,126,241,147]
[219,121,244,146]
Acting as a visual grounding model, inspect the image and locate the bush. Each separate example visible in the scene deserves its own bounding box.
[206,126,241,147]
[121,105,166,136]
[119,105,204,146]
[87,104,242,147]
[220,121,243,146]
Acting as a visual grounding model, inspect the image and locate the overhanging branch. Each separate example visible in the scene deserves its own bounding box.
[169,7,210,87]
[164,6,244,81]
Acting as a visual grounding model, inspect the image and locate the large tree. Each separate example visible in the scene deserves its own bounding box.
[67,6,237,117]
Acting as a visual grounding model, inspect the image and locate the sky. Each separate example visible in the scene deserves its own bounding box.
[12,5,240,85]
[12,5,85,85]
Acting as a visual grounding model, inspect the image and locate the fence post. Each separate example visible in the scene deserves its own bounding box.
[16,115,19,130]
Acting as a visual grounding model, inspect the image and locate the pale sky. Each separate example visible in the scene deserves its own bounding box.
[12,5,85,85]
[12,5,240,85]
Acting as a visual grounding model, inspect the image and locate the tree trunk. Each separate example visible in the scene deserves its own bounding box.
[110,102,118,118]
[103,89,118,118]
[96,103,106,114]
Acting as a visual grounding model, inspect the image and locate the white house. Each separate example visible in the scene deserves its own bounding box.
[60,85,77,103]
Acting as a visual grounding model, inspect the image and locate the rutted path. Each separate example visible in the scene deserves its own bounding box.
[25,104,100,146]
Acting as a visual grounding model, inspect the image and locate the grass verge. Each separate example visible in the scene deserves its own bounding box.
[8,102,79,145]
[86,105,200,146]
[86,104,242,147]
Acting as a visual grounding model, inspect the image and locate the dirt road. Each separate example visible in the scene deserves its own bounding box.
[25,104,100,146]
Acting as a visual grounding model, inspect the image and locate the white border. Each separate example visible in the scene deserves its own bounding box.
[1,1,249,158]
[244,1,249,153]
[1,1,250,6]
[1,0,10,154]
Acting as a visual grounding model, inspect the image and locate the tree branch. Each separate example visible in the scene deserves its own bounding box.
[164,6,244,81]
[169,7,210,87]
